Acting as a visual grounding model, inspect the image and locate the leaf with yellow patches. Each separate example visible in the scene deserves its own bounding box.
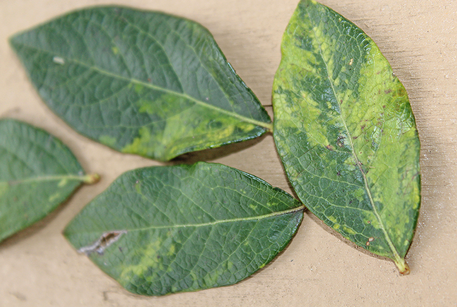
[10,6,272,161]
[64,163,304,295]
[273,0,420,274]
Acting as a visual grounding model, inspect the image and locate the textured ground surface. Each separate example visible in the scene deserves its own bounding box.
[0,0,456,305]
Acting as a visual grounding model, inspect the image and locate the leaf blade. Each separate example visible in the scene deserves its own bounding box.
[0,119,91,242]
[273,0,420,273]
[10,6,272,161]
[64,163,303,295]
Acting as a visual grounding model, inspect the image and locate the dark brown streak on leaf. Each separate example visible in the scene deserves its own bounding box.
[78,231,127,255]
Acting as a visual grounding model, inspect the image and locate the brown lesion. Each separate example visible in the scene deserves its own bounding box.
[78,230,127,255]
[336,135,345,147]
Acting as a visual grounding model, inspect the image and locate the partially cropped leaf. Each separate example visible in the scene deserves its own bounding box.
[273,0,420,273]
[9,7,272,162]
[64,162,303,296]
[0,119,98,243]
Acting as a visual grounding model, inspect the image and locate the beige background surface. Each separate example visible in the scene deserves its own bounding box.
[0,0,456,306]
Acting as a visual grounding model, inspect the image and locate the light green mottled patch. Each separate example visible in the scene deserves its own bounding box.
[167,244,176,256]
[122,127,152,156]
[353,189,366,202]
[49,192,61,202]
[135,182,141,194]
[99,135,117,147]
[120,239,164,283]
[0,182,8,197]
[58,179,68,187]
[134,84,144,94]
[203,267,226,286]
[112,46,119,55]
[343,226,356,235]
[129,94,260,161]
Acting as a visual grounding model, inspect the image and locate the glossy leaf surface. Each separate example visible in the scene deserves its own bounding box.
[10,6,272,161]
[273,0,420,273]
[0,119,95,243]
[64,163,303,295]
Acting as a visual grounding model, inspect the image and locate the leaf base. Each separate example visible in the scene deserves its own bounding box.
[83,174,101,185]
[395,259,410,275]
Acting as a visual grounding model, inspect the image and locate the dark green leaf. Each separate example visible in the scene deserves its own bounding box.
[0,119,98,243]
[64,162,303,295]
[10,6,272,161]
[273,0,420,274]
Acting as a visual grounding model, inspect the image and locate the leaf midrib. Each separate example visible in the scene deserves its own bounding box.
[80,205,304,233]
[0,174,87,185]
[12,41,273,131]
[306,8,403,264]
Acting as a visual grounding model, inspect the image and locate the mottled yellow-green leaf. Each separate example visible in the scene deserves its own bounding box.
[10,6,272,162]
[273,0,420,274]
[64,163,304,295]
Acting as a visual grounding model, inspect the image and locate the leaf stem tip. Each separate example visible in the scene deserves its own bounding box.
[83,173,101,185]
[395,259,410,275]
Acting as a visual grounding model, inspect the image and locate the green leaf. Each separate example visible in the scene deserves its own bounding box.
[64,162,303,296]
[273,0,420,274]
[9,6,272,162]
[0,119,98,243]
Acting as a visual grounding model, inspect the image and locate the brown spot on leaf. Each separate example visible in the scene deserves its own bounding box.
[78,230,127,255]
[337,136,345,147]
